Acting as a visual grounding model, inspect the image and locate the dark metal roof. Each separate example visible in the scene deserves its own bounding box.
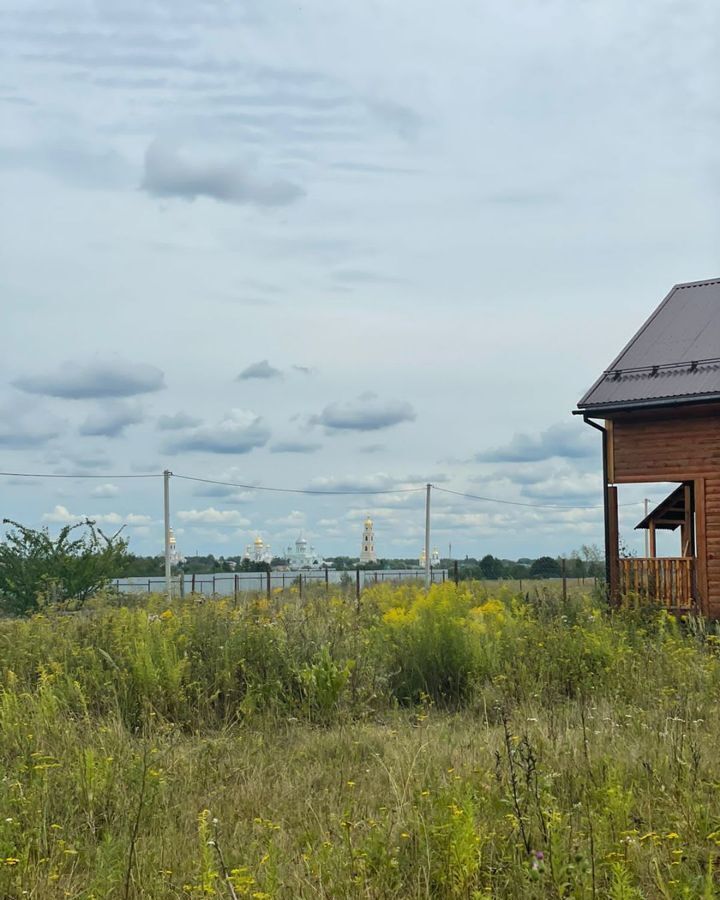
[635,485,686,531]
[577,278,720,412]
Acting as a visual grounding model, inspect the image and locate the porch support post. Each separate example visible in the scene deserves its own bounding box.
[648,521,657,557]
[682,483,693,557]
[608,485,620,605]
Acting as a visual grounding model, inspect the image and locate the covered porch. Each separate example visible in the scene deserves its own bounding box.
[614,483,697,612]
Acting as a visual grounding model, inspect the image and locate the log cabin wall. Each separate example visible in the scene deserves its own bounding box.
[610,408,720,616]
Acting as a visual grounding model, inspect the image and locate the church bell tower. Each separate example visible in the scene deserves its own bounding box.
[360,516,377,563]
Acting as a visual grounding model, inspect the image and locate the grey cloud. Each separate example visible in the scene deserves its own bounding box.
[141,139,304,206]
[270,440,322,454]
[332,269,404,286]
[475,423,596,463]
[0,401,64,448]
[165,409,270,454]
[157,412,202,430]
[0,139,132,189]
[359,443,385,454]
[14,360,165,399]
[237,359,282,380]
[292,364,315,375]
[366,99,422,140]
[313,395,416,432]
[79,402,144,437]
[0,421,61,449]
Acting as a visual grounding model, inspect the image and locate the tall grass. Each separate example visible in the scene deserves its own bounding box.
[1,582,720,897]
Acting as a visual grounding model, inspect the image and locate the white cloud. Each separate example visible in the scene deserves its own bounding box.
[176,507,251,526]
[91,483,120,498]
[42,505,152,526]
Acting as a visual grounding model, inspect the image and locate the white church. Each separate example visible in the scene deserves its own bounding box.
[242,535,273,565]
[285,534,329,570]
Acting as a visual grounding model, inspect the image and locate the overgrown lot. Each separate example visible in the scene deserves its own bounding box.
[2,582,720,898]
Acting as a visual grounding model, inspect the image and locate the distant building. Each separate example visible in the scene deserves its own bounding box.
[285,534,328,570]
[360,517,377,563]
[243,535,273,565]
[168,527,184,565]
[419,547,441,567]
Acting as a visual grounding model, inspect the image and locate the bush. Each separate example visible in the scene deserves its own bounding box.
[0,519,129,615]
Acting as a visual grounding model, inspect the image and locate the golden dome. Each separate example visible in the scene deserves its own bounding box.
[364,517,373,527]
[254,536,263,545]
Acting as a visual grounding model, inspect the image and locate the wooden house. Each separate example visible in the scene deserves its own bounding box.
[576,278,720,616]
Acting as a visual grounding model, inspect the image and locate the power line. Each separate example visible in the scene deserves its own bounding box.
[433,485,643,511]
[172,473,425,496]
[0,471,161,479]
[0,469,645,510]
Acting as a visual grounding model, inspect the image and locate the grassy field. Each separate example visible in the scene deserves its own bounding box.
[2,582,720,898]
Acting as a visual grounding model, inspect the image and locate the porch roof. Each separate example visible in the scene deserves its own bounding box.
[635,485,687,531]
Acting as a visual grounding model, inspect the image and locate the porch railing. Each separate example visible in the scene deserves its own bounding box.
[618,556,695,610]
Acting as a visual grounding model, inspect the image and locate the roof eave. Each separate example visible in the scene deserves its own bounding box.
[574,392,720,418]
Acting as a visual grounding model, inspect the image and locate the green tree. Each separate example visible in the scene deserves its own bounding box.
[0,519,129,615]
[479,554,503,579]
[529,556,562,578]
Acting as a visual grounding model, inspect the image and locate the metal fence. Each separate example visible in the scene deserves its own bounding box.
[114,567,449,599]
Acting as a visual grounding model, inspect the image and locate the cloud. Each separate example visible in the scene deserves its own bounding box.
[475,423,596,463]
[312,394,416,432]
[270,440,322,454]
[0,419,61,449]
[291,364,315,375]
[79,402,144,437]
[42,505,151,526]
[156,412,202,431]
[176,507,250,526]
[141,139,304,206]
[14,360,165,399]
[165,409,270,454]
[237,359,282,380]
[367,99,422,140]
[90,483,120,498]
[307,472,427,494]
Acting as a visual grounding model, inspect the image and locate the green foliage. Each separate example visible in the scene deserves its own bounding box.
[0,518,129,615]
[529,555,562,578]
[4,584,720,896]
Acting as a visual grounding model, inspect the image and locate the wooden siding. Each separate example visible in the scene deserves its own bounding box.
[611,413,720,615]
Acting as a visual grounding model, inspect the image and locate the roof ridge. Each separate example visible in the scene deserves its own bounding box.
[675,277,720,289]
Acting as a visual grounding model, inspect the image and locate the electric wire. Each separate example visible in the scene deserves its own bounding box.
[0,470,646,510]
[172,473,425,496]
[0,471,161,479]
[433,485,643,510]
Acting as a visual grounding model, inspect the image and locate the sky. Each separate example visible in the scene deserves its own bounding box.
[1,0,718,562]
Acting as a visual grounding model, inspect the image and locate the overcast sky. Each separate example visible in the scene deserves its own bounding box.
[1,0,718,561]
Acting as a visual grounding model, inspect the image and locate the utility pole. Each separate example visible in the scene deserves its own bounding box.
[424,483,431,589]
[164,469,172,602]
[644,498,649,558]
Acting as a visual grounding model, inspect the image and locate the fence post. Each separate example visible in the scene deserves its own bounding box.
[561,558,567,602]
[191,572,196,594]
[266,568,271,601]
[234,574,239,605]
[179,575,185,599]
[299,573,303,600]
[324,565,329,592]
[147,578,151,594]
[356,567,361,606]
[442,569,446,583]
[454,560,459,585]
[212,574,216,596]
[519,578,523,592]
